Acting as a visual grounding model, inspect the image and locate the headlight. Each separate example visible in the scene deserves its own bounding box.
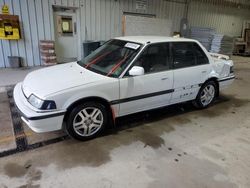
[28,94,43,109]
[28,94,56,110]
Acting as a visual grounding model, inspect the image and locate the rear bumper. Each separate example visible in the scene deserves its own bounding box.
[218,75,235,90]
[13,83,65,133]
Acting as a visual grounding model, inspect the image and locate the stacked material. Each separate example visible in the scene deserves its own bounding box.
[210,34,234,56]
[40,40,57,66]
[189,27,215,50]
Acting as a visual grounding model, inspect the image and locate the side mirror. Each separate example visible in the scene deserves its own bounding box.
[129,66,145,76]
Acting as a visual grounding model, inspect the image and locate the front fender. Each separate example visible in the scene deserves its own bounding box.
[59,80,120,110]
[62,90,114,109]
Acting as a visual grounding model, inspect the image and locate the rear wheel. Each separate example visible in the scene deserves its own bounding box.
[193,81,217,109]
[66,102,107,141]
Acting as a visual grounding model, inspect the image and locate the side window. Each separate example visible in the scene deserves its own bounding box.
[133,43,170,74]
[172,42,196,69]
[193,43,209,65]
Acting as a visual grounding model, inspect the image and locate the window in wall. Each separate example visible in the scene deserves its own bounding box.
[57,16,73,36]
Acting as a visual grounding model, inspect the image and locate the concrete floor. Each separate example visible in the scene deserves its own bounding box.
[0,93,16,152]
[0,56,250,188]
[0,67,42,87]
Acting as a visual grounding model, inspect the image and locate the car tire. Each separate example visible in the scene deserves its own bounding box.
[193,81,218,109]
[66,102,107,141]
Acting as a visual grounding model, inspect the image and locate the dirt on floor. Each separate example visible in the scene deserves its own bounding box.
[0,56,250,188]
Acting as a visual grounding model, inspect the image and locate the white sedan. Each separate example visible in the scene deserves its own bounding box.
[14,36,235,140]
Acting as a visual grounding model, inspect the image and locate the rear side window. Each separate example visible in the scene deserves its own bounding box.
[172,42,209,69]
[172,42,196,69]
[193,43,209,65]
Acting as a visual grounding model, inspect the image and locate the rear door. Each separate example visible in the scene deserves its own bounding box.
[170,42,212,104]
[118,42,174,116]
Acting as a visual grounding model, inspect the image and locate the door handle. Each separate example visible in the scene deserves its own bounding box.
[161,77,168,80]
[201,70,207,73]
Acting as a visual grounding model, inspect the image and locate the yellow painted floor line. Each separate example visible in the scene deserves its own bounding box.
[0,131,34,144]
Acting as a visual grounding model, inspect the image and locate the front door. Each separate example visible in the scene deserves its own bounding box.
[119,42,174,116]
[53,10,78,63]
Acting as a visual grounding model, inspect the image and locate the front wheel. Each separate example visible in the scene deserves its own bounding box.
[66,102,107,141]
[193,81,218,109]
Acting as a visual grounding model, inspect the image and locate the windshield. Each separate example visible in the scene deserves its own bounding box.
[77,39,142,78]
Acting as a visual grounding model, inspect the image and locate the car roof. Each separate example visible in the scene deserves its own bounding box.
[114,36,197,44]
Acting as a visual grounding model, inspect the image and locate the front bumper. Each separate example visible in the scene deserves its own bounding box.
[13,83,65,133]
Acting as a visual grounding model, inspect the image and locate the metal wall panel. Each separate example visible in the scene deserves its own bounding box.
[35,0,45,65]
[7,0,18,57]
[0,0,249,68]
[28,0,40,66]
[20,0,34,67]
[0,0,6,68]
[42,0,52,40]
[1,0,12,67]
[188,1,250,36]
[13,0,26,67]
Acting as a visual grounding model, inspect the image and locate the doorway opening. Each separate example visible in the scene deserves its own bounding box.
[53,6,79,63]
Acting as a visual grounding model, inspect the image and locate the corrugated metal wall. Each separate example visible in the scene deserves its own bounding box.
[188,1,250,36]
[0,0,250,68]
[0,0,185,68]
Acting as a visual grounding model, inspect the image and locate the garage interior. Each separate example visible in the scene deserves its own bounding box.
[0,0,250,187]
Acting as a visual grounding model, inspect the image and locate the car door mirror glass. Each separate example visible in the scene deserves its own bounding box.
[129,66,145,76]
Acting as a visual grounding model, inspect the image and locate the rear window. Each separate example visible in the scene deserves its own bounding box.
[172,42,196,69]
[172,42,209,69]
[193,43,209,65]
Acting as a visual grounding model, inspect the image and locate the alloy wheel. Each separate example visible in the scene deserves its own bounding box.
[200,84,215,106]
[73,107,104,137]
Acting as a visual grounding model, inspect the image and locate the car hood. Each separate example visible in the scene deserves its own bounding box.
[22,62,108,98]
